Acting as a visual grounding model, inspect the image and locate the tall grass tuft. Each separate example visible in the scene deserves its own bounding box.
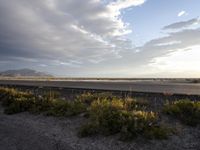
[163,99,200,126]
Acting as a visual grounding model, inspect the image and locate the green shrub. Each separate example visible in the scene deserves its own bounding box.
[1,87,173,141]
[42,91,60,100]
[143,126,171,140]
[0,88,34,114]
[89,98,150,131]
[78,122,99,137]
[191,79,200,83]
[119,111,159,140]
[0,87,86,116]
[29,98,86,116]
[1,95,15,107]
[0,88,34,107]
[4,97,34,114]
[4,102,21,114]
[69,100,87,116]
[124,97,148,111]
[163,99,200,126]
[44,100,87,117]
[76,92,116,105]
[79,98,168,140]
[89,99,124,135]
[45,100,71,116]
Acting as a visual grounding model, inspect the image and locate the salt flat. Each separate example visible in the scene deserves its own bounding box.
[0,80,200,95]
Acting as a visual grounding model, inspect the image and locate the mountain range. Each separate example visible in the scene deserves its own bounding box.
[0,69,53,77]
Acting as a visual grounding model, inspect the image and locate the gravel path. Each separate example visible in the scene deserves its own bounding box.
[0,105,200,150]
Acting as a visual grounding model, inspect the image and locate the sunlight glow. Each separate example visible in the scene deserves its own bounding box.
[150,45,200,77]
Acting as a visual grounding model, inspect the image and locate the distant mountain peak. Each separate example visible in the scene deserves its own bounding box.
[0,68,53,77]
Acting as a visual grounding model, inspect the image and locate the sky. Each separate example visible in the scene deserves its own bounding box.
[0,0,200,77]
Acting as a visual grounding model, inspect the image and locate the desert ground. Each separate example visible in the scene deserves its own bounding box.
[0,80,200,150]
[0,79,200,95]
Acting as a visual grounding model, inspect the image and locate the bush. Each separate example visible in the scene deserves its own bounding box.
[0,88,33,107]
[76,92,116,105]
[4,102,22,114]
[0,87,86,116]
[163,99,200,126]
[0,88,34,114]
[143,126,172,140]
[89,99,124,135]
[191,79,200,83]
[1,87,173,141]
[46,100,87,117]
[69,100,87,116]
[29,98,54,114]
[119,111,159,140]
[42,91,60,100]
[79,98,169,140]
[45,100,71,116]
[124,97,148,111]
[78,122,99,137]
[4,96,34,114]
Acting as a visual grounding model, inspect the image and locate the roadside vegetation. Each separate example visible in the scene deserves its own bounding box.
[78,97,172,140]
[0,87,86,116]
[163,100,200,126]
[191,79,200,83]
[0,87,178,141]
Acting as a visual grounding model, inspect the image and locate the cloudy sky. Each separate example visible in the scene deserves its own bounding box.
[0,0,200,77]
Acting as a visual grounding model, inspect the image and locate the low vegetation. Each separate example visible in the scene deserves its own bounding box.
[0,87,86,116]
[78,98,171,140]
[0,87,175,141]
[76,92,117,105]
[191,79,200,83]
[163,99,200,126]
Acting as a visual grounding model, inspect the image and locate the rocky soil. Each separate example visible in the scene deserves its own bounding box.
[1,104,200,150]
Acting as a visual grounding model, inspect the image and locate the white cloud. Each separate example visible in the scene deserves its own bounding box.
[1,1,199,77]
[39,64,48,67]
[163,17,200,30]
[0,0,145,66]
[108,0,145,10]
[177,10,187,17]
[106,0,145,36]
[149,45,200,77]
[155,41,181,46]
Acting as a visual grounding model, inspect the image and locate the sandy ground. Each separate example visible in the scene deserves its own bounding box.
[1,104,200,150]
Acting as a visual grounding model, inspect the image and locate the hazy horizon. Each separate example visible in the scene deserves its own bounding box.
[0,0,200,78]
